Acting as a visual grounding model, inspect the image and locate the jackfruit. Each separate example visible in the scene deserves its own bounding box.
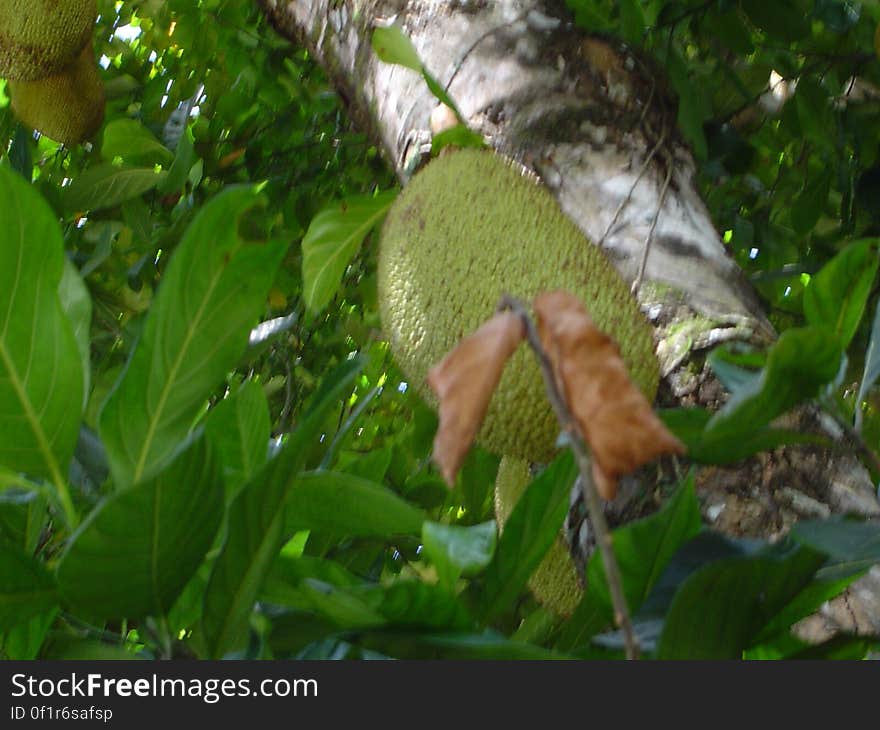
[378,149,659,462]
[9,43,104,146]
[495,456,582,616]
[0,0,97,81]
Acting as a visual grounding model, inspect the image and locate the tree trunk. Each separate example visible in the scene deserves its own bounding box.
[258,0,880,637]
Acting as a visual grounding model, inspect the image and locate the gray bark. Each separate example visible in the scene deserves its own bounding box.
[258,0,880,637]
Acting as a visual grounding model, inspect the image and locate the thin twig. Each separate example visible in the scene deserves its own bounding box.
[598,125,665,247]
[632,160,672,297]
[498,296,640,660]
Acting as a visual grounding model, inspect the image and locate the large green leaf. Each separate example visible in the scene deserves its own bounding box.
[803,239,878,350]
[262,555,360,608]
[57,436,223,618]
[58,258,92,409]
[204,380,270,496]
[200,357,363,658]
[63,165,167,213]
[157,126,198,195]
[480,453,578,620]
[0,489,48,555]
[101,119,174,166]
[371,26,423,71]
[656,541,826,659]
[619,0,646,45]
[660,407,822,464]
[1,607,57,659]
[301,191,396,313]
[0,547,57,632]
[421,520,496,589]
[298,580,473,633]
[792,517,880,580]
[588,477,702,618]
[285,471,426,537]
[705,326,841,439]
[555,478,701,651]
[99,187,287,489]
[0,166,83,524]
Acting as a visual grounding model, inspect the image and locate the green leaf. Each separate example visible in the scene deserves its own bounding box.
[0,490,48,555]
[705,326,842,439]
[588,476,702,616]
[0,166,83,523]
[792,517,880,580]
[664,49,708,160]
[751,572,861,647]
[204,381,270,496]
[267,610,339,657]
[421,520,496,588]
[300,580,473,632]
[157,125,197,195]
[285,471,426,537]
[371,26,464,117]
[660,407,823,464]
[556,477,701,651]
[371,26,423,71]
[804,239,878,350]
[99,187,287,489]
[431,125,486,154]
[63,165,167,213]
[619,0,646,45]
[301,191,397,313]
[200,357,364,658]
[41,638,144,660]
[1,607,57,659]
[57,436,224,618]
[480,453,578,619]
[785,635,874,660]
[58,258,92,409]
[0,547,57,632]
[791,172,831,235]
[795,78,833,147]
[101,119,174,166]
[656,541,826,659]
[262,555,360,608]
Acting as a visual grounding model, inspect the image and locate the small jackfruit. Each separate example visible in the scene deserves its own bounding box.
[378,149,659,462]
[495,456,582,616]
[0,0,97,81]
[9,43,104,145]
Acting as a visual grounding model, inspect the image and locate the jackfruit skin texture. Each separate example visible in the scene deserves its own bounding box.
[9,43,104,145]
[378,149,659,462]
[0,0,97,81]
[495,456,582,616]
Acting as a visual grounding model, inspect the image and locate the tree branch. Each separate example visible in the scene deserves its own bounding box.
[498,295,639,660]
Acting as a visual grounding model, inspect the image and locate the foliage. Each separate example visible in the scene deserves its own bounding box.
[1,0,879,660]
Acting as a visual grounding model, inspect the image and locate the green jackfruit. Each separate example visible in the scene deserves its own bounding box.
[378,149,659,462]
[9,43,104,145]
[0,0,97,81]
[495,456,582,616]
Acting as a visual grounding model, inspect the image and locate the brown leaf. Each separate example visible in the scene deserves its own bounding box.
[534,290,685,500]
[428,311,525,486]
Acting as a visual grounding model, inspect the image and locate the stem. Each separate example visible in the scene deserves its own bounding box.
[498,296,640,660]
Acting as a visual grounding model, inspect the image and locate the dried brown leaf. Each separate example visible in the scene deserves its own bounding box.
[534,290,684,499]
[428,310,525,485]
